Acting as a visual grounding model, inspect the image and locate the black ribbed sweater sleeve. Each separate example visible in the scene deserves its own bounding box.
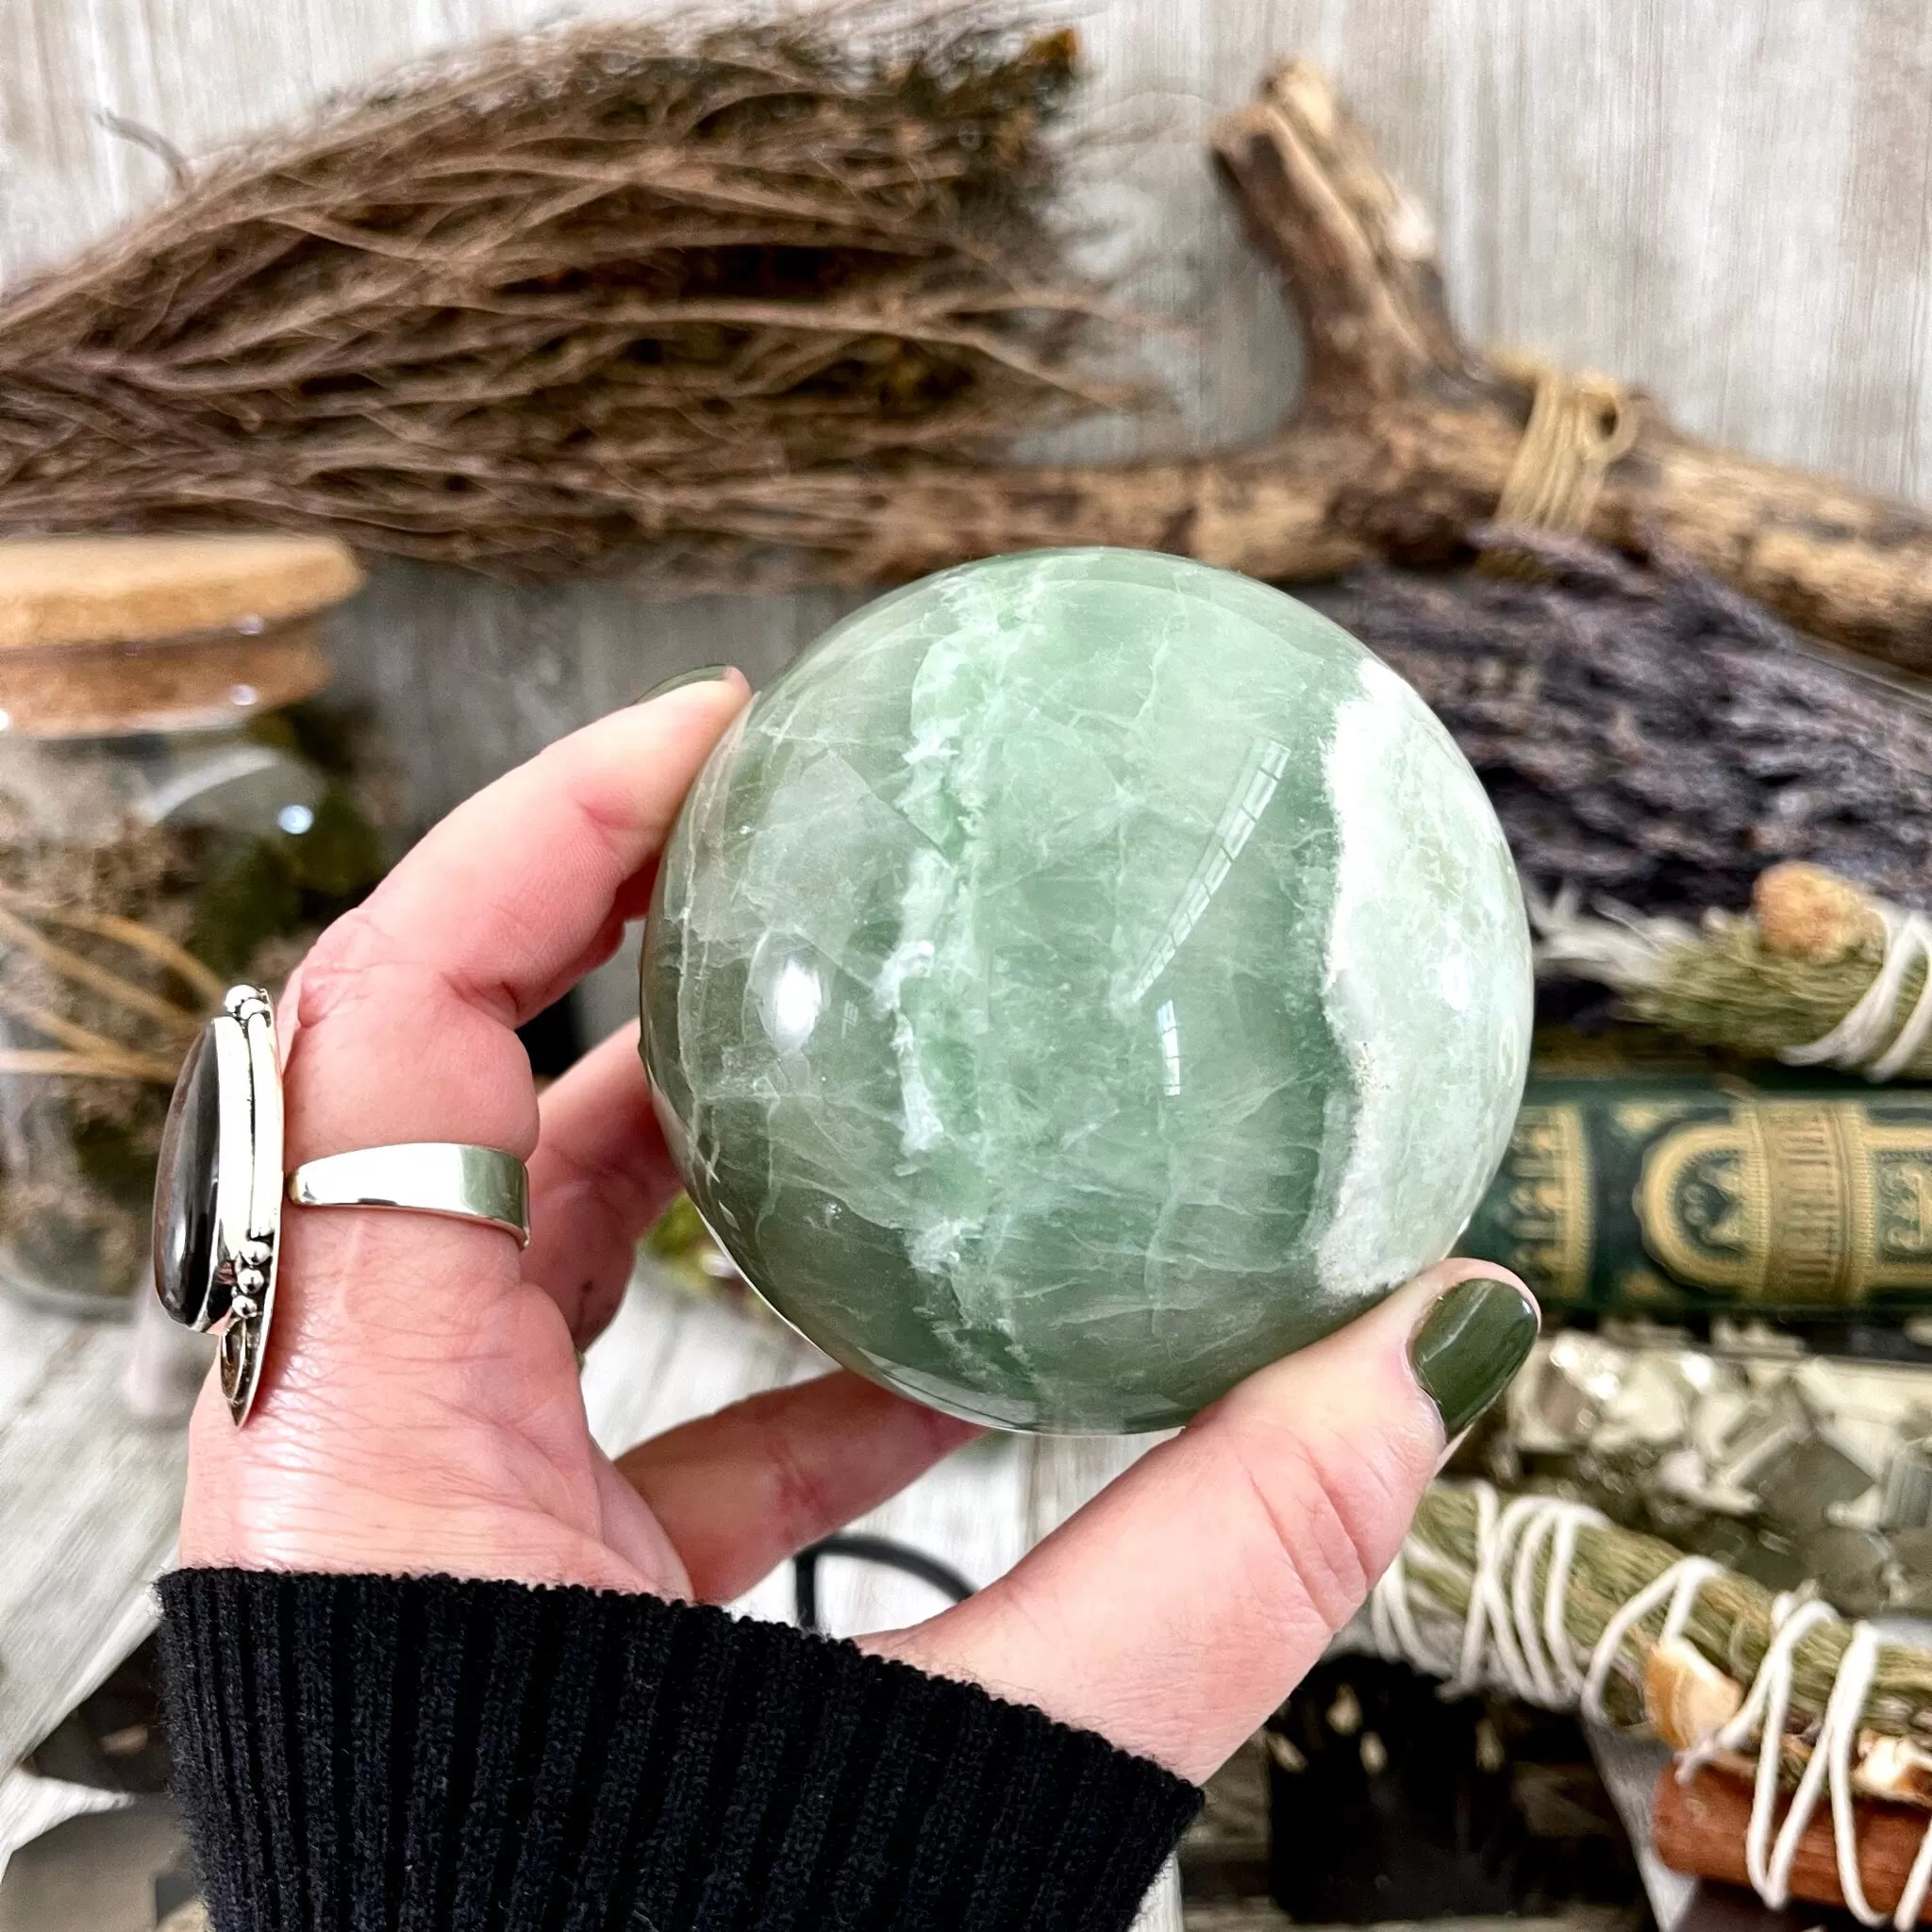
[158,1569,1201,1931]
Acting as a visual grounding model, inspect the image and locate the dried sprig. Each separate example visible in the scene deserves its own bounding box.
[0,11,1109,580]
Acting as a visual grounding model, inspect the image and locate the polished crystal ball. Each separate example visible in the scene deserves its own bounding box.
[641,549,1532,1432]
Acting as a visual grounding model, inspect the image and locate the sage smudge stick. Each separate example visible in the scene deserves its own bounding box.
[1533,862,1932,1079]
[1369,1481,1932,1768]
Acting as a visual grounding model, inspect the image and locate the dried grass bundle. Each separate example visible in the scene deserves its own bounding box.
[0,11,1107,580]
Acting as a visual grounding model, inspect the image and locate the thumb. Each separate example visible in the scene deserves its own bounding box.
[863,1262,1538,1782]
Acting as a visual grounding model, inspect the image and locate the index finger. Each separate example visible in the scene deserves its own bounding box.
[280,675,748,1169]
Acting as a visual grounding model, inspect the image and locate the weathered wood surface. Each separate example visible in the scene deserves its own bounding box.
[324,570,868,1036]
[0,1302,183,1778]
[0,1769,130,1892]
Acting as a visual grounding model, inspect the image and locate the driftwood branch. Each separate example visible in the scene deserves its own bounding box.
[753,60,1932,674]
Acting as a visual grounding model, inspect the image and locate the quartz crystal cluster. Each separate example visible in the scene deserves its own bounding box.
[642,549,1533,1430]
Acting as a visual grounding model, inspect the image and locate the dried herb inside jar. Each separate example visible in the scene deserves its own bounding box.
[0,703,389,1309]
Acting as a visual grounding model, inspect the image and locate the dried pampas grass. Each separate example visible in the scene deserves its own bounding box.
[0,10,1110,582]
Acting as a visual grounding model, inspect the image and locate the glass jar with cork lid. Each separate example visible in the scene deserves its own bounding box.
[0,535,392,1316]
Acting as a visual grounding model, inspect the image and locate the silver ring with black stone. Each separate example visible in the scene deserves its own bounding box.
[151,984,530,1425]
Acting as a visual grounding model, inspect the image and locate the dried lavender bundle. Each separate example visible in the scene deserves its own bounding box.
[1306,532,1932,914]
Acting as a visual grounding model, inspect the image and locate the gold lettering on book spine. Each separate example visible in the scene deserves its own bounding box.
[1503,1105,1591,1301]
[1637,1103,1932,1302]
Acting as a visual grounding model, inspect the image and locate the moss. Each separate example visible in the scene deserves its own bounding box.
[248,698,375,779]
[69,1109,162,1210]
[190,841,304,976]
[185,779,387,974]
[286,783,384,898]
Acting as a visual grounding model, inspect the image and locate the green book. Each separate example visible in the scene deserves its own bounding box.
[1462,1070,1932,1313]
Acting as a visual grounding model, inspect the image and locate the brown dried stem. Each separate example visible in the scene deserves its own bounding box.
[1657,1768,1932,1923]
[0,902,203,1037]
[0,890,229,1008]
[0,883,215,1087]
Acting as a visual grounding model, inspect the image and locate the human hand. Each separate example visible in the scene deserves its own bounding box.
[178,675,1537,1782]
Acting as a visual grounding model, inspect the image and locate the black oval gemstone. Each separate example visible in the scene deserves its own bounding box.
[154,1024,225,1326]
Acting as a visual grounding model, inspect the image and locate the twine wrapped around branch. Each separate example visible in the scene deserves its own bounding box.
[1367,1485,1932,1927]
[1480,357,1641,577]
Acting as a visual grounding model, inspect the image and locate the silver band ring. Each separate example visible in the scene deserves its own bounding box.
[289,1143,530,1246]
[153,984,532,1425]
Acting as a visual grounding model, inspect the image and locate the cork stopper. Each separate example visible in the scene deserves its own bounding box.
[0,535,363,736]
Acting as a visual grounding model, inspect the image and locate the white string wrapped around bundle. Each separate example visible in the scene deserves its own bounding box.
[1782,904,1932,1082]
[1358,1482,1932,1927]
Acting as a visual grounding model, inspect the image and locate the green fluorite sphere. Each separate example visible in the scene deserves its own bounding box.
[641,549,1531,1432]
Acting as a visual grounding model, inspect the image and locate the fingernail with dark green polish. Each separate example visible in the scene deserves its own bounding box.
[1408,1276,1540,1438]
[634,665,733,705]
